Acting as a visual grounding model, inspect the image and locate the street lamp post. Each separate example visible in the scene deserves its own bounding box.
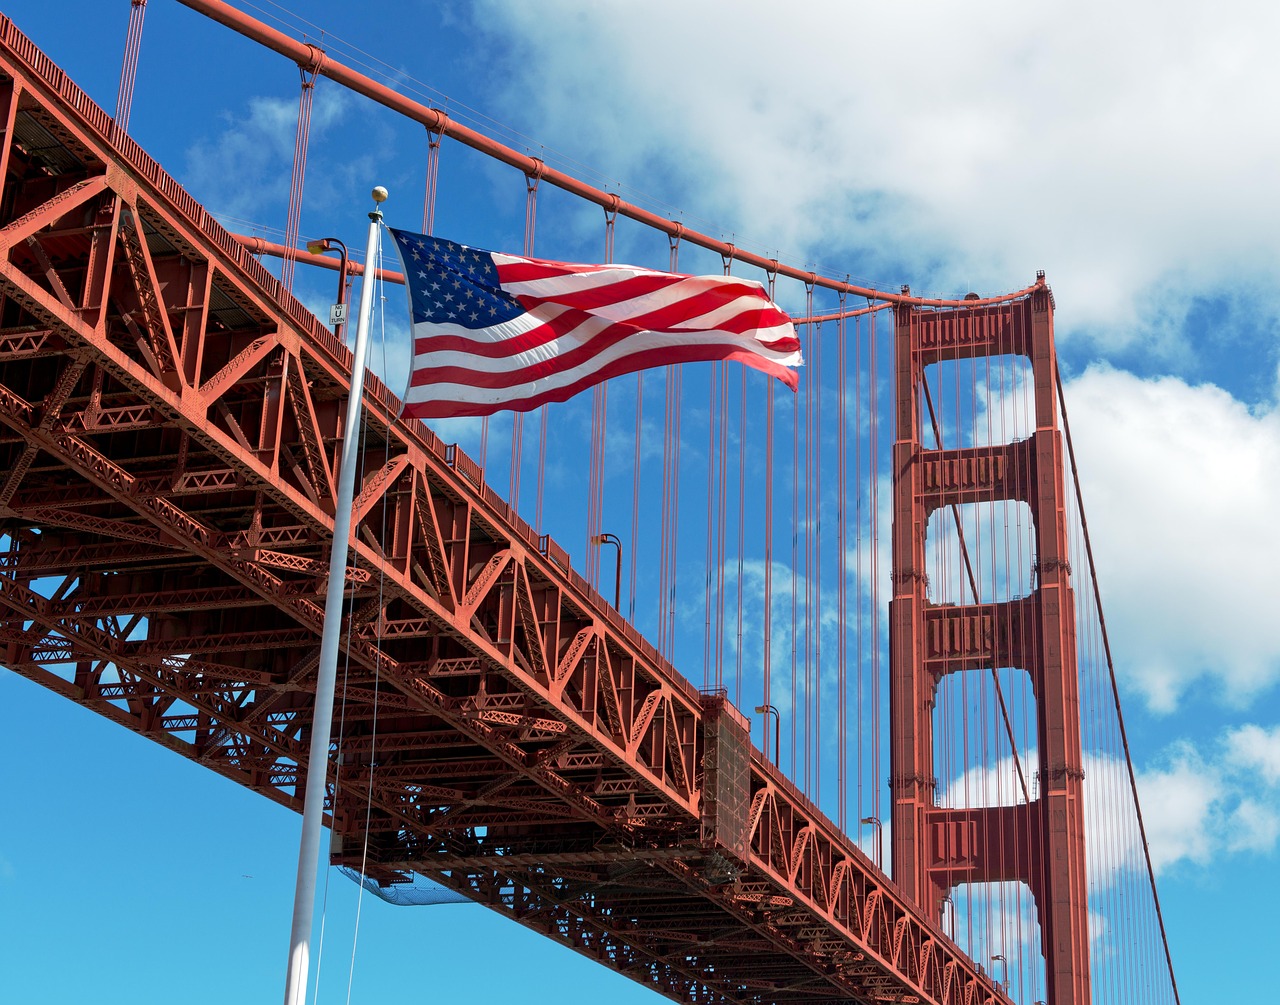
[305,236,350,338]
[860,815,883,869]
[590,533,622,610]
[753,704,780,766]
[991,954,1009,993]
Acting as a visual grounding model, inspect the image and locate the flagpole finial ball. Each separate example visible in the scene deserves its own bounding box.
[371,185,389,204]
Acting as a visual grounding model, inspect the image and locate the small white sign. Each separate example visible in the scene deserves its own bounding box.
[329,303,348,327]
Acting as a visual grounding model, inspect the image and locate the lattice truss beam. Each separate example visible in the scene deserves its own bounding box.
[0,19,1006,1005]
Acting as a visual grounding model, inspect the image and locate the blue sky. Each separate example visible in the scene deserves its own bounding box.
[2,2,1278,1002]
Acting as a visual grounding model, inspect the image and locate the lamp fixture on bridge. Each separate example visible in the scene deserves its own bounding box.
[991,954,1009,992]
[305,235,350,336]
[860,815,883,870]
[590,533,622,610]
[753,704,780,767]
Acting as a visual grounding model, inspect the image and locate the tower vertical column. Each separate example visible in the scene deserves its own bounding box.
[888,299,937,915]
[1027,289,1091,1005]
[888,285,1091,1005]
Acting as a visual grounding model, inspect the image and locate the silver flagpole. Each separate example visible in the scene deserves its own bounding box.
[283,185,388,1005]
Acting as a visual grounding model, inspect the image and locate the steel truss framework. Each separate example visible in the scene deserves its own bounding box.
[0,19,1009,1005]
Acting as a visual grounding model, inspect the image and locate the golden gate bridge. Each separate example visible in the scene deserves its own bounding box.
[0,2,1180,1003]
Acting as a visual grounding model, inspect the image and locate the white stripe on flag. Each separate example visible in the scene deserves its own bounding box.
[405,321,802,403]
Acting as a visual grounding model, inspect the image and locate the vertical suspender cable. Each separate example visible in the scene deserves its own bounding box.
[114,0,148,135]
[869,304,881,827]
[587,375,605,583]
[762,268,777,761]
[714,251,734,691]
[668,364,683,657]
[509,398,524,512]
[704,360,718,689]
[421,127,442,235]
[587,385,600,580]
[586,202,617,586]
[715,358,729,690]
[813,308,823,803]
[803,283,815,796]
[658,232,682,658]
[630,372,643,621]
[855,310,865,827]
[510,166,540,516]
[282,51,324,292]
[535,406,549,532]
[791,314,800,778]
[658,366,673,653]
[735,362,746,706]
[837,291,848,832]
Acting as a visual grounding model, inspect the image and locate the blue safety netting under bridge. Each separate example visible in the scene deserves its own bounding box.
[339,867,471,906]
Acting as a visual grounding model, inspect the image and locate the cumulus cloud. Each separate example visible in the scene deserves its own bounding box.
[1226,798,1280,854]
[1136,744,1221,869]
[1137,726,1280,870]
[1224,723,1280,784]
[476,0,1280,352]
[1063,365,1280,711]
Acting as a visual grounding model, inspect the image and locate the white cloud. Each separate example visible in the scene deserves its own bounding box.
[477,0,1280,353]
[1064,365,1280,711]
[1224,723,1280,784]
[939,750,1034,811]
[1136,726,1280,870]
[1226,799,1280,854]
[1136,743,1220,870]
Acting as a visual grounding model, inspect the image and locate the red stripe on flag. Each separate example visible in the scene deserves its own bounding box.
[403,343,799,418]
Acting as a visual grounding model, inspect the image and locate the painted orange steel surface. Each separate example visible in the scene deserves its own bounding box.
[231,233,404,284]
[889,298,1091,1004]
[0,18,1011,1005]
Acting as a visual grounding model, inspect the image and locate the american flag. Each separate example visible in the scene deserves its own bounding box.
[388,228,803,418]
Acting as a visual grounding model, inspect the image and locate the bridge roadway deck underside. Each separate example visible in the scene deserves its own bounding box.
[0,18,1005,1005]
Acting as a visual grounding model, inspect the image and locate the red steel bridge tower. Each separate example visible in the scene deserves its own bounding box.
[889,292,1090,1005]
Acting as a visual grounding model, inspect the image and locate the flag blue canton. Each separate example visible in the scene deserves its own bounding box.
[390,230,524,330]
